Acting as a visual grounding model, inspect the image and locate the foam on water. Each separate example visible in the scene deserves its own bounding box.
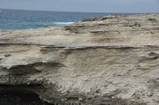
[54,22,74,25]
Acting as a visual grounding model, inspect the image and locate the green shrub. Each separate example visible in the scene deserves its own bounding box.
[148,18,157,22]
[134,22,141,27]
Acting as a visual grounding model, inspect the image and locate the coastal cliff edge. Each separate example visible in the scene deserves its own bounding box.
[0,14,159,105]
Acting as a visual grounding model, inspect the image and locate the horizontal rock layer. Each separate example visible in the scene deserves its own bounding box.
[0,14,159,105]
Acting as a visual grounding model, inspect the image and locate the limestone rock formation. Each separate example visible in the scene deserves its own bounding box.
[0,14,159,105]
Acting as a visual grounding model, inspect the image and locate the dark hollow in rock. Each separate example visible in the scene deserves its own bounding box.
[0,84,52,105]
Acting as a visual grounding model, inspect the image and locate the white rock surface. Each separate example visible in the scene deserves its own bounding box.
[0,14,159,105]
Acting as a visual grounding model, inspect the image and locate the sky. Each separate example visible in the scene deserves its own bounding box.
[0,0,159,13]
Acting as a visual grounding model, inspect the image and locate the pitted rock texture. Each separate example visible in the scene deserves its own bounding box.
[0,14,159,105]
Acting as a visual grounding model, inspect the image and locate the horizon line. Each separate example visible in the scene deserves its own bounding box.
[0,8,155,14]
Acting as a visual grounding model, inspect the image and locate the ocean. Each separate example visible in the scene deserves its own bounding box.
[0,9,136,30]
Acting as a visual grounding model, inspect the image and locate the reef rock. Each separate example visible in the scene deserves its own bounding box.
[0,14,159,105]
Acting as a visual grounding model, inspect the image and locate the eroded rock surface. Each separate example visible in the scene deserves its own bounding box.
[0,14,159,105]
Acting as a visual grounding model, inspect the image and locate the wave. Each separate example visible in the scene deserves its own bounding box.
[54,22,74,25]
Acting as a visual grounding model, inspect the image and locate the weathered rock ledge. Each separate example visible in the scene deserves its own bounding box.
[0,14,159,105]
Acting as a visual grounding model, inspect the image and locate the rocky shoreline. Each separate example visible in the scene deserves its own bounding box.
[0,14,159,105]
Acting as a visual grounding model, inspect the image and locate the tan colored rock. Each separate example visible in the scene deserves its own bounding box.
[0,14,159,105]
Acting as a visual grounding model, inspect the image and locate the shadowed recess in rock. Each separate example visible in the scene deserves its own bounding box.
[0,84,52,105]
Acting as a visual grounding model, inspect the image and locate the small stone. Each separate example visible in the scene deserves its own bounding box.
[79,98,82,101]
[4,54,11,57]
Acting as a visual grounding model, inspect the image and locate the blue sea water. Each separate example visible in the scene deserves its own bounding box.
[0,9,136,30]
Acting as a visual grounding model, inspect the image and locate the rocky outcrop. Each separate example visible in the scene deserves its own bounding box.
[0,14,159,105]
